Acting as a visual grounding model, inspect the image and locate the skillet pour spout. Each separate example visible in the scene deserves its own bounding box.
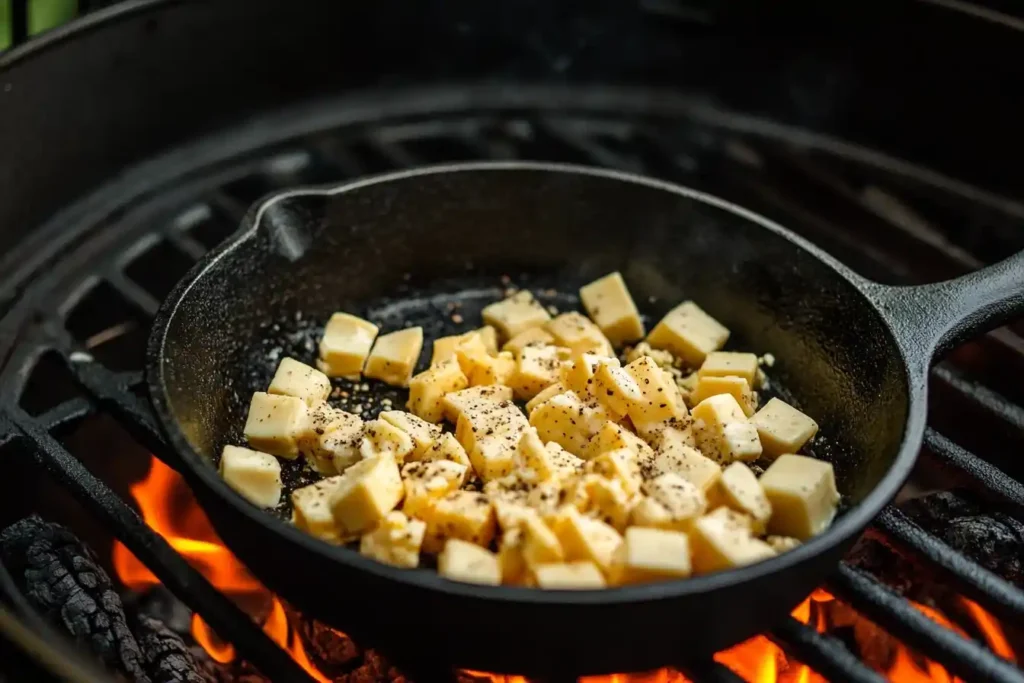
[146,162,1024,676]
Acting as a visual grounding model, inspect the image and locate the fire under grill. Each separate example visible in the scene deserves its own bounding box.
[0,95,1023,683]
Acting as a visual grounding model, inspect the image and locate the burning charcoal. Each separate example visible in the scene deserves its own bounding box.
[0,516,152,683]
[134,614,212,683]
[286,603,361,676]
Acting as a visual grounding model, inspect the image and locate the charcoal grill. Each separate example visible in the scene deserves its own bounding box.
[1,1,1023,681]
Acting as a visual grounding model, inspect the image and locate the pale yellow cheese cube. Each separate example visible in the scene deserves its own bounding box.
[642,439,722,494]
[760,454,839,540]
[441,384,513,425]
[521,513,565,567]
[407,359,468,423]
[477,326,500,355]
[534,561,606,589]
[511,344,569,400]
[315,409,366,473]
[516,428,583,484]
[328,455,405,535]
[318,312,379,378]
[635,416,695,452]
[545,312,613,357]
[690,507,776,574]
[647,301,729,367]
[503,327,556,356]
[526,382,567,414]
[717,421,763,464]
[526,479,569,517]
[640,473,707,531]
[549,508,623,575]
[364,327,424,387]
[455,400,528,481]
[629,495,675,530]
[465,349,517,387]
[699,352,759,386]
[243,391,310,459]
[415,431,472,472]
[610,527,691,584]
[492,499,536,532]
[625,356,685,424]
[452,333,491,375]
[219,445,282,508]
[592,362,644,417]
[498,527,529,585]
[585,447,641,495]
[482,290,552,340]
[766,535,802,553]
[379,410,441,459]
[691,393,750,463]
[359,419,415,462]
[529,390,593,454]
[431,327,500,366]
[268,357,331,406]
[419,490,496,553]
[565,353,618,397]
[359,511,426,568]
[714,462,772,533]
[438,539,501,585]
[691,375,756,417]
[751,398,819,457]
[692,392,749,428]
[579,475,632,531]
[298,403,359,474]
[579,271,644,347]
[583,421,654,462]
[292,477,347,544]
[401,459,468,519]
[467,432,523,482]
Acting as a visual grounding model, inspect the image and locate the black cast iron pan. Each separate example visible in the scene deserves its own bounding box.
[147,162,1024,677]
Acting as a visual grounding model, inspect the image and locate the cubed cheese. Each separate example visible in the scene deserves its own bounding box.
[646,301,729,367]
[318,313,379,378]
[498,527,529,584]
[592,362,644,417]
[699,352,759,386]
[635,415,695,451]
[759,454,840,540]
[438,539,501,585]
[315,409,366,473]
[690,507,776,574]
[579,271,645,347]
[586,448,642,495]
[493,499,536,532]
[292,477,347,544]
[517,428,584,483]
[431,327,500,366]
[243,392,310,459]
[716,421,763,463]
[419,490,496,553]
[625,356,685,424]
[526,479,569,517]
[442,384,514,425]
[359,419,415,462]
[463,347,517,387]
[521,513,565,567]
[641,439,722,495]
[526,382,567,414]
[534,561,606,589]
[455,400,528,481]
[401,459,468,518]
[379,410,441,459]
[415,431,472,472]
[565,353,618,397]
[364,327,424,387]
[503,327,556,356]
[751,398,819,457]
[640,473,707,531]
[482,290,552,340]
[511,344,569,400]
[691,393,748,463]
[545,312,613,357]
[714,462,772,533]
[328,455,405,535]
[359,511,426,568]
[583,421,653,462]
[452,333,491,375]
[610,527,691,584]
[549,508,623,575]
[219,445,282,508]
[268,357,331,406]
[766,535,802,553]
[407,359,469,423]
[579,475,632,531]
[529,390,593,454]
[691,375,756,417]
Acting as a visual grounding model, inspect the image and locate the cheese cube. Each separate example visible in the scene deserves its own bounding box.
[401,459,468,519]
[635,416,695,451]
[328,455,404,535]
[482,290,552,340]
[419,490,496,552]
[493,499,535,532]
[292,477,347,544]
[586,448,641,495]
[359,511,426,568]
[243,392,310,459]
[549,508,623,575]
[318,312,379,378]
[714,462,772,533]
[452,333,490,374]
[592,362,644,417]
[438,539,501,585]
[526,382,567,414]
[526,479,568,517]
[643,440,722,494]
[219,445,282,508]
[503,327,556,356]
[610,527,691,584]
[545,312,613,357]
[517,428,583,483]
[640,473,707,531]
[691,375,756,417]
[364,327,424,387]
[442,384,513,425]
[766,535,802,553]
[521,513,565,567]
[511,344,569,400]
[584,422,654,462]
[647,301,729,367]
[691,393,746,430]
[718,422,763,463]
[359,419,415,462]
[407,359,468,423]
[699,352,759,386]
[760,454,840,540]
[565,353,618,397]
[431,327,500,366]
[497,528,529,585]
[751,398,819,457]
[462,346,517,387]
[455,400,528,481]
[625,356,685,424]
[415,431,472,472]
[579,475,632,531]
[629,496,675,530]
[534,561,606,589]
[268,357,331,406]
[579,271,644,347]
[692,393,751,463]
[379,410,441,459]
[690,507,776,574]
[315,409,366,472]
[477,326,500,355]
[529,390,593,454]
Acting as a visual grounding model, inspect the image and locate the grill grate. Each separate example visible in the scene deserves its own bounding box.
[0,106,1022,682]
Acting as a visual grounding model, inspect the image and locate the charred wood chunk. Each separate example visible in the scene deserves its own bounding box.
[0,516,151,683]
[134,614,212,683]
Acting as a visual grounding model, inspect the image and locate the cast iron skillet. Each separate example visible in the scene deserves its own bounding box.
[147,162,1024,676]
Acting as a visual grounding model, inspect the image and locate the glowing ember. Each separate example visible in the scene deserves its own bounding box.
[112,456,1016,683]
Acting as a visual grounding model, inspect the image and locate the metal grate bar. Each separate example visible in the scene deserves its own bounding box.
[105,273,160,319]
[829,565,1024,683]
[676,660,748,683]
[8,412,318,683]
[873,506,1024,626]
[923,428,1024,509]
[933,365,1024,432]
[768,616,886,683]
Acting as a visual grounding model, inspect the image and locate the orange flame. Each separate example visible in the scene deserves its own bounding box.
[113,457,1016,683]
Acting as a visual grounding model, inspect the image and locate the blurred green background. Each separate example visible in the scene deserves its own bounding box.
[1,0,79,50]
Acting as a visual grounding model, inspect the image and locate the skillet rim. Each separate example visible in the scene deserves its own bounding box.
[146,161,926,607]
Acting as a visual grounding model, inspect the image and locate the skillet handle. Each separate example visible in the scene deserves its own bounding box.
[866,249,1024,367]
